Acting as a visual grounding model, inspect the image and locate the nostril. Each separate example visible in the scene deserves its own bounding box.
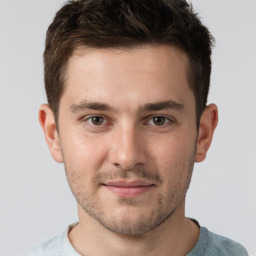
[113,162,134,171]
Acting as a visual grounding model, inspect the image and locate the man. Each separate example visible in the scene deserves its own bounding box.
[25,0,248,255]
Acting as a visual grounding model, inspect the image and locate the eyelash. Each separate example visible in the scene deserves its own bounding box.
[82,115,174,128]
[84,115,109,126]
[145,115,174,126]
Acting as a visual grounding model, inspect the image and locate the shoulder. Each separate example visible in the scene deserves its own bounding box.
[23,234,62,256]
[23,235,61,256]
[23,223,78,256]
[202,227,249,256]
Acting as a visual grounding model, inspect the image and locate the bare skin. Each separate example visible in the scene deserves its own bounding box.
[39,45,218,256]
[69,201,199,256]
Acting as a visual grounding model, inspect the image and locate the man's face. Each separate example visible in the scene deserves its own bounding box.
[57,45,198,235]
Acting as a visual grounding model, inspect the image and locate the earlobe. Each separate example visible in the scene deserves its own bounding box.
[195,104,218,162]
[38,104,63,163]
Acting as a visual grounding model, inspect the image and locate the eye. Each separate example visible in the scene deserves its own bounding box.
[81,115,111,132]
[148,116,172,126]
[87,116,106,126]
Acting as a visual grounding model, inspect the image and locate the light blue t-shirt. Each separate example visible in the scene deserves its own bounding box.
[24,223,248,256]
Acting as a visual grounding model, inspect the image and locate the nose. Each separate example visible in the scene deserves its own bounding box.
[108,124,147,170]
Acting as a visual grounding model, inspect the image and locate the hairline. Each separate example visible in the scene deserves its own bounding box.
[54,42,202,128]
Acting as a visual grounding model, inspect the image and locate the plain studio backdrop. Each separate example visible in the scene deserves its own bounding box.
[0,1,255,255]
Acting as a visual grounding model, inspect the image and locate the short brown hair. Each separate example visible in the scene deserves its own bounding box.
[44,0,214,126]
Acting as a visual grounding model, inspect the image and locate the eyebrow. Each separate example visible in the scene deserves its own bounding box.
[70,100,184,113]
[70,101,113,113]
[141,100,184,112]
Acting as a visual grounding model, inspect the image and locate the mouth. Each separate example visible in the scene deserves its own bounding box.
[102,180,154,198]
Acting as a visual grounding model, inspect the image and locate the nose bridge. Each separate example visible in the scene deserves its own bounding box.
[109,122,147,169]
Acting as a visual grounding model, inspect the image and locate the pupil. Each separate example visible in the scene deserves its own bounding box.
[92,116,103,125]
[154,116,165,125]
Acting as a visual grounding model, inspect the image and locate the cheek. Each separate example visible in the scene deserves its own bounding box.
[62,136,107,196]
[147,132,196,177]
[60,128,110,172]
[150,135,194,163]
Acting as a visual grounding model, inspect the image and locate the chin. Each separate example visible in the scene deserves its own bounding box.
[92,205,175,236]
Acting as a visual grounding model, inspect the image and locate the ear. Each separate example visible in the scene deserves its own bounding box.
[195,104,218,162]
[38,104,63,163]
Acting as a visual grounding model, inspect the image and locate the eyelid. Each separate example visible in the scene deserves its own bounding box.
[144,115,175,126]
[87,115,107,125]
[81,114,106,121]
[79,114,175,128]
[81,114,112,127]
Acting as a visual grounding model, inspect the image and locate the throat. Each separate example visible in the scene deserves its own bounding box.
[68,213,200,256]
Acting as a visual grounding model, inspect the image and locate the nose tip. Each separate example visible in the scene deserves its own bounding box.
[108,127,147,170]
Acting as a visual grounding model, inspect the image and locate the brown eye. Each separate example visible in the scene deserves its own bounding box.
[152,116,167,126]
[90,116,104,125]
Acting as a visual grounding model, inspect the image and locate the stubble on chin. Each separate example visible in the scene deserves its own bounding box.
[64,155,195,236]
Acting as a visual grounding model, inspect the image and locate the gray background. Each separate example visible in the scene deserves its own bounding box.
[0,0,255,255]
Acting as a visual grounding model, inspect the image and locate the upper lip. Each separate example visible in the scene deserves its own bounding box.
[103,180,154,187]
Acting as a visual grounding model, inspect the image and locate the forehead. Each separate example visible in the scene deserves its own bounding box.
[61,44,194,110]
[68,44,189,80]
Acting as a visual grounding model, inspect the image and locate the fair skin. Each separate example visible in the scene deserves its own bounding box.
[39,45,218,256]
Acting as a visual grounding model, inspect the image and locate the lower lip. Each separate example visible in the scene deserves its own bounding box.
[104,185,152,198]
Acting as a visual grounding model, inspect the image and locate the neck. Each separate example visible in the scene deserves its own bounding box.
[69,201,200,256]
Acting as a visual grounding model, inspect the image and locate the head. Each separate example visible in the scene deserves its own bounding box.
[40,0,218,236]
[44,0,214,127]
